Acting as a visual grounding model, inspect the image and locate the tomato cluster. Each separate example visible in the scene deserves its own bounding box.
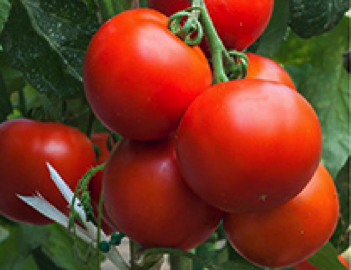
[82,4,340,268]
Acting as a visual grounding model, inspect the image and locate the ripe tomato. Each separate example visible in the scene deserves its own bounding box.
[103,138,222,250]
[83,8,212,141]
[89,132,116,234]
[176,79,322,213]
[0,119,96,225]
[293,254,349,270]
[148,0,274,51]
[245,52,296,90]
[222,164,339,268]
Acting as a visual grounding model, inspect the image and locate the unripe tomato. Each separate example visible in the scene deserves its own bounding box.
[148,0,274,51]
[103,138,223,250]
[83,8,212,141]
[176,80,322,213]
[293,254,349,270]
[89,132,116,234]
[245,52,296,90]
[223,164,340,268]
[0,119,96,225]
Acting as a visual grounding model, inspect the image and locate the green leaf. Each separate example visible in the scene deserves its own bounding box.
[308,242,348,270]
[0,219,38,270]
[275,17,350,178]
[248,0,290,58]
[290,0,350,38]
[0,0,99,98]
[41,224,96,270]
[0,219,101,270]
[330,157,350,252]
[0,0,11,32]
[32,247,65,270]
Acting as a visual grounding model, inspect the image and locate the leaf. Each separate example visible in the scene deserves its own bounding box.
[32,247,65,270]
[0,0,11,32]
[41,224,98,270]
[0,220,39,270]
[275,17,350,178]
[308,242,348,270]
[290,0,350,38]
[248,0,290,58]
[0,0,99,98]
[330,157,350,252]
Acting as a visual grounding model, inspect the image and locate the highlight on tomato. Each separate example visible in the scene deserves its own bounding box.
[176,79,322,213]
[102,137,223,250]
[83,8,212,141]
[223,163,340,268]
[0,119,96,225]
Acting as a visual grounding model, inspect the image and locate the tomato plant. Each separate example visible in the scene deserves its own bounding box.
[245,52,296,89]
[0,0,349,269]
[83,8,212,141]
[176,79,322,213]
[103,137,223,250]
[148,0,274,51]
[89,132,116,234]
[0,119,96,225]
[223,163,340,268]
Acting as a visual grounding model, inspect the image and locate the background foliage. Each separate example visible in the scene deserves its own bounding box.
[0,0,349,269]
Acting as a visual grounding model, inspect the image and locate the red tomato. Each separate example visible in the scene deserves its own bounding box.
[245,52,296,90]
[89,132,116,234]
[148,0,274,51]
[83,8,212,141]
[293,254,349,270]
[0,119,96,225]
[223,164,340,268]
[176,80,322,213]
[103,138,223,250]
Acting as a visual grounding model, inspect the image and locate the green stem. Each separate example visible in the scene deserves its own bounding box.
[196,2,228,83]
[191,0,247,83]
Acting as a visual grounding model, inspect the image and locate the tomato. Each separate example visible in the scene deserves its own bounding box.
[245,52,296,90]
[148,0,274,51]
[176,79,322,213]
[222,164,339,268]
[294,254,349,270]
[0,119,96,225]
[103,137,222,250]
[89,132,116,234]
[83,8,212,141]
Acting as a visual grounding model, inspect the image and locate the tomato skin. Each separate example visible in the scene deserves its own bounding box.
[148,0,274,51]
[103,138,223,250]
[176,79,322,213]
[89,132,116,234]
[245,52,296,90]
[83,8,212,141]
[223,164,339,268]
[0,119,96,225]
[294,254,349,270]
